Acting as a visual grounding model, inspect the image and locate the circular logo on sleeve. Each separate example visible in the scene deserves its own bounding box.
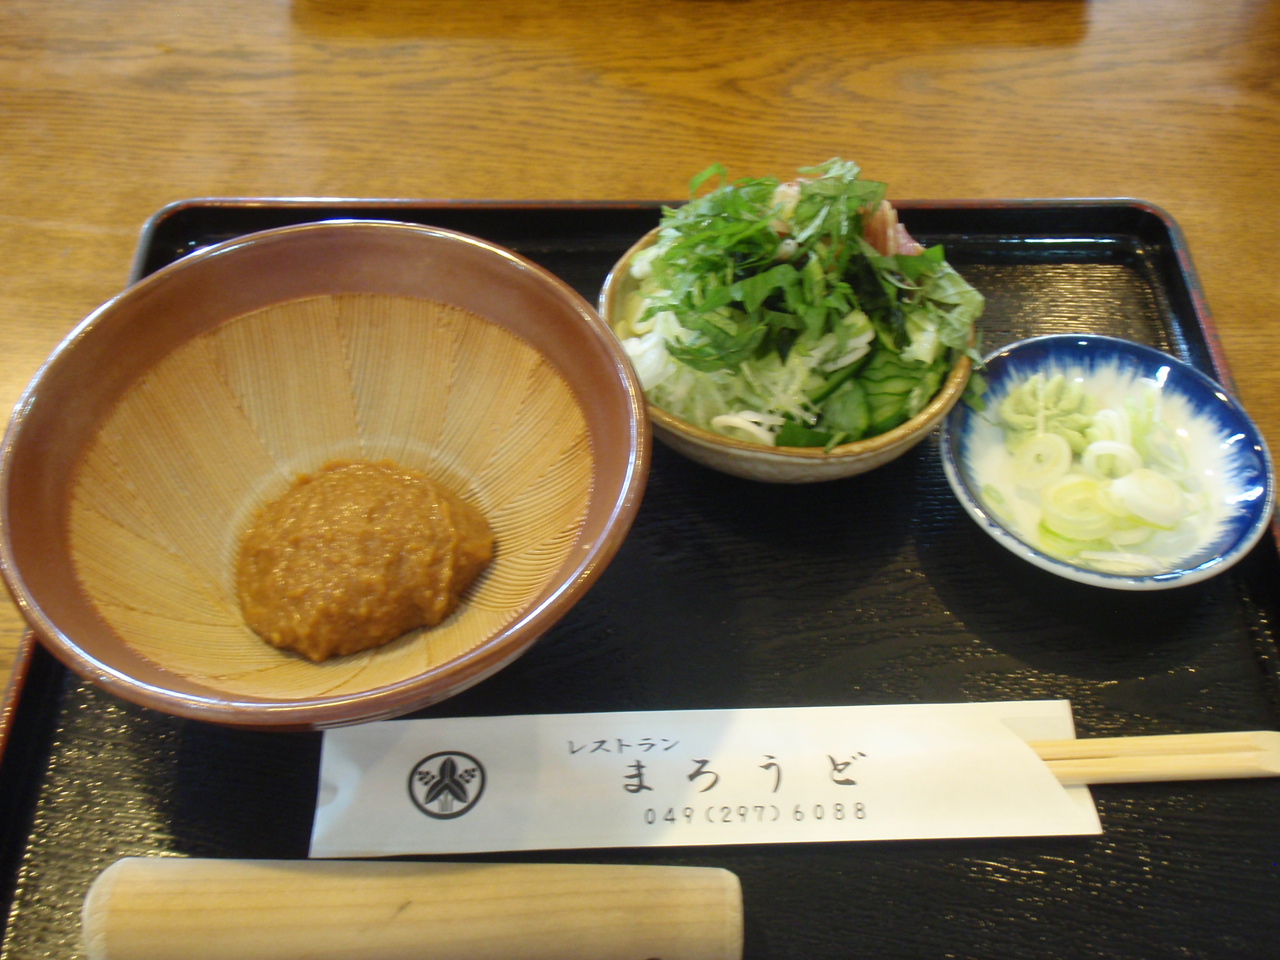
[408,751,486,819]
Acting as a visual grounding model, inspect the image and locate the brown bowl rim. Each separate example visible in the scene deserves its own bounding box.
[0,221,651,729]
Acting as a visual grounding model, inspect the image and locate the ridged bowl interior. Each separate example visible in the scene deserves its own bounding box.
[1,223,649,727]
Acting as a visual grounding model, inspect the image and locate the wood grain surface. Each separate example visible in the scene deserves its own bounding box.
[3,0,1279,687]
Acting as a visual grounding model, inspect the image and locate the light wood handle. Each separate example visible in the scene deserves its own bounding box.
[82,858,743,960]
[1043,749,1280,785]
[1030,730,1280,761]
[1031,730,1280,784]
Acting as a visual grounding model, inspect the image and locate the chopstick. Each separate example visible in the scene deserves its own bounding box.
[1028,730,1280,785]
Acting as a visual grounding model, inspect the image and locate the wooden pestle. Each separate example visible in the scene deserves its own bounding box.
[82,857,743,960]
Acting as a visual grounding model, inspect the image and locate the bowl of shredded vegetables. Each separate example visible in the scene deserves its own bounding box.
[940,334,1275,589]
[599,159,984,483]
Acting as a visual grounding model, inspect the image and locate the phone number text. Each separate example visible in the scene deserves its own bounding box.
[644,802,866,826]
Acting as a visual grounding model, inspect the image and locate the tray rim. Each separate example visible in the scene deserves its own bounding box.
[0,194,1249,757]
[0,194,1241,763]
[3,196,1280,959]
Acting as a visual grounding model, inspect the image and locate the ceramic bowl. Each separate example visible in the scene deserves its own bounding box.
[940,334,1275,590]
[598,229,972,483]
[0,221,650,728]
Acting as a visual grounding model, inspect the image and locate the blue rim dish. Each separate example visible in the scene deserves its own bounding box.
[940,334,1276,590]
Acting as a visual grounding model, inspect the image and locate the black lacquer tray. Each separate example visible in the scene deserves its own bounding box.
[4,199,1280,960]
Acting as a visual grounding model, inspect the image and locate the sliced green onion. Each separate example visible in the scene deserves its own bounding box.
[1109,468,1187,529]
[1012,433,1073,490]
[1085,407,1131,446]
[1106,521,1155,547]
[981,482,1007,507]
[1081,440,1141,479]
[1036,521,1112,559]
[1040,474,1116,541]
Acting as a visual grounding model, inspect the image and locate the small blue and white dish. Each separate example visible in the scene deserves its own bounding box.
[940,334,1275,590]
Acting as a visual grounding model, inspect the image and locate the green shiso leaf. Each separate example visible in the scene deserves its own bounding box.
[688,162,728,196]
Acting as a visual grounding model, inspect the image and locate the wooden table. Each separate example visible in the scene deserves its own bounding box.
[3,0,1279,691]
